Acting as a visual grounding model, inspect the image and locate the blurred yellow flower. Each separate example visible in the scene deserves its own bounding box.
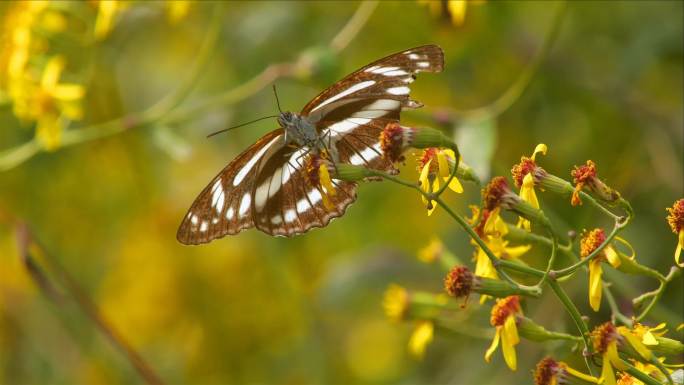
[408,321,434,359]
[13,56,85,151]
[632,322,668,346]
[419,0,485,26]
[418,148,463,216]
[383,284,409,322]
[167,0,191,24]
[417,236,444,263]
[485,296,521,371]
[94,0,125,40]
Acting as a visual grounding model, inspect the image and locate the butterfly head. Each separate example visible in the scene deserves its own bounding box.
[277,111,296,128]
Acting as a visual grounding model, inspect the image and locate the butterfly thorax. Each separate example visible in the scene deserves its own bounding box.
[278,111,320,149]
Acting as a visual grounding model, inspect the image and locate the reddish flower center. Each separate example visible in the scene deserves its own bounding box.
[580,228,606,258]
[571,160,598,185]
[534,357,560,385]
[444,265,473,298]
[490,295,521,327]
[418,147,440,174]
[483,176,511,211]
[666,199,684,234]
[379,122,407,163]
[591,322,618,354]
[511,157,537,188]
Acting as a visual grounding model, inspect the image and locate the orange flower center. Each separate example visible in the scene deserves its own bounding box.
[490,295,521,327]
[580,228,606,258]
[444,265,473,298]
[591,322,618,354]
[666,199,684,234]
[483,176,511,211]
[511,157,537,188]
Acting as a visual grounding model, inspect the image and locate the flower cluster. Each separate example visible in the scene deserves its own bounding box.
[377,138,682,383]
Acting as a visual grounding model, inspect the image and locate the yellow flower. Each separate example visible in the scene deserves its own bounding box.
[617,326,654,361]
[617,359,673,385]
[485,296,522,371]
[534,357,601,385]
[94,0,124,40]
[631,322,668,346]
[418,0,485,26]
[418,148,463,216]
[581,228,622,312]
[305,154,336,210]
[592,322,628,385]
[166,0,190,24]
[0,1,48,88]
[417,236,444,263]
[511,143,547,230]
[666,198,684,266]
[383,284,409,322]
[408,321,434,359]
[473,208,531,303]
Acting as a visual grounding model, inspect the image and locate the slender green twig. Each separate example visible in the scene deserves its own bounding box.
[547,279,595,375]
[602,284,632,326]
[554,222,625,277]
[330,1,378,53]
[16,224,164,385]
[634,266,681,322]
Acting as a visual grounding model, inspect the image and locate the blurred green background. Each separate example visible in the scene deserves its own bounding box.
[1,1,682,384]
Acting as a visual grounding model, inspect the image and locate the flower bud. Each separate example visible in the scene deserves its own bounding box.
[330,163,371,182]
[517,316,577,342]
[649,336,684,356]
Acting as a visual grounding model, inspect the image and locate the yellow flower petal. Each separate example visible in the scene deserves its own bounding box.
[601,357,616,385]
[447,0,467,25]
[604,246,621,268]
[41,56,65,89]
[501,316,518,371]
[589,258,603,312]
[565,365,602,384]
[95,0,119,40]
[52,84,85,101]
[35,114,63,151]
[531,143,548,161]
[676,230,684,266]
[484,327,500,363]
[618,328,652,360]
[319,163,335,197]
[520,173,540,209]
[446,175,464,193]
[607,342,628,371]
[504,244,532,260]
[409,321,434,359]
[419,161,431,205]
[167,0,190,24]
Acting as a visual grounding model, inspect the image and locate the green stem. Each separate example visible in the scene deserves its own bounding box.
[602,284,632,326]
[547,279,595,375]
[622,360,665,385]
[554,222,624,277]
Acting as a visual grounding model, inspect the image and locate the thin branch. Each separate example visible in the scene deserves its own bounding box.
[15,223,164,385]
[330,1,379,53]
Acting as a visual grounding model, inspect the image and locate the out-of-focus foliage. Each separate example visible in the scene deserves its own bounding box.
[0,1,681,384]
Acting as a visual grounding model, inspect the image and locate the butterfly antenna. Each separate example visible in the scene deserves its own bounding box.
[272,84,283,113]
[206,115,279,138]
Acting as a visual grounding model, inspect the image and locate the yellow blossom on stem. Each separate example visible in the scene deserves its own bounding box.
[581,228,621,311]
[666,198,684,266]
[417,236,444,263]
[616,326,653,361]
[511,143,547,230]
[485,296,522,371]
[592,322,628,385]
[534,356,601,385]
[616,359,673,385]
[94,0,123,40]
[408,321,434,359]
[417,148,463,216]
[305,154,336,210]
[382,284,409,322]
[631,323,668,346]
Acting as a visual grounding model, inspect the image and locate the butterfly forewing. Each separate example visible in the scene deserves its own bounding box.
[178,45,444,243]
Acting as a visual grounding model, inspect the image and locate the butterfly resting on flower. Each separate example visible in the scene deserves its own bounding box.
[177,45,444,244]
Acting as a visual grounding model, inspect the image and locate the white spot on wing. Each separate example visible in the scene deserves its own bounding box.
[271,215,283,225]
[417,61,430,68]
[387,86,410,95]
[226,207,234,220]
[239,193,251,216]
[307,189,323,205]
[383,70,409,77]
[296,197,311,213]
[310,80,376,112]
[326,118,371,136]
[268,167,283,198]
[191,214,198,225]
[284,209,297,223]
[254,180,270,211]
[349,143,382,165]
[233,135,281,186]
[199,221,208,232]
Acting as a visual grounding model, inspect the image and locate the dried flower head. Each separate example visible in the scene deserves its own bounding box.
[666,199,684,235]
[592,322,619,354]
[569,160,620,205]
[490,295,521,327]
[379,122,415,163]
[483,176,516,211]
[534,357,561,385]
[444,265,474,298]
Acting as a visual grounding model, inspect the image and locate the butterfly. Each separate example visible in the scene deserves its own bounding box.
[177,44,444,244]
